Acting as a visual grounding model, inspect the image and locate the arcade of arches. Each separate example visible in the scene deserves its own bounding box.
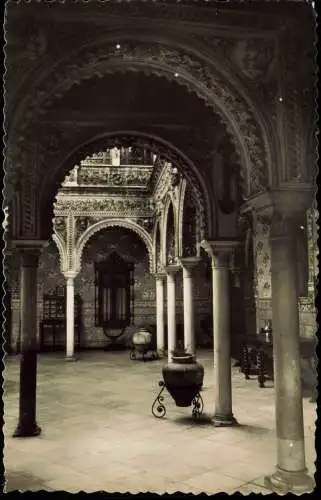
[3,0,318,495]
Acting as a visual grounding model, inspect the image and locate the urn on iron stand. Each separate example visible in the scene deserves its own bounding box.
[152,343,205,419]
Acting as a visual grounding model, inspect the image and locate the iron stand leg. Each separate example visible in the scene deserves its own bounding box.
[191,392,204,419]
[151,381,167,418]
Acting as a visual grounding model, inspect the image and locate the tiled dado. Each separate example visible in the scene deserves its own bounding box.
[253,296,316,340]
[298,296,317,340]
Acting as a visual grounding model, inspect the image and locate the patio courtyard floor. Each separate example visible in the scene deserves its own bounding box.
[3,349,317,494]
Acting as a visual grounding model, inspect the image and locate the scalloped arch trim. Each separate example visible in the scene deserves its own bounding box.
[74,218,154,273]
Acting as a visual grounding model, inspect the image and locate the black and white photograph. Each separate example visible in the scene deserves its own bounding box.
[2,0,318,494]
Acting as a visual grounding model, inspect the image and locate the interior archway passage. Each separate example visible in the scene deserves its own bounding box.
[6,67,262,241]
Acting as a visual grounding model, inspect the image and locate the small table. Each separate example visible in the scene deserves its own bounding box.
[240,334,274,388]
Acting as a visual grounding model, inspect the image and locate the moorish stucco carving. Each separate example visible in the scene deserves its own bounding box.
[8,39,272,199]
[136,217,154,233]
[54,197,154,216]
[74,218,154,274]
[76,166,154,188]
[53,216,67,241]
[35,132,210,239]
[53,216,155,275]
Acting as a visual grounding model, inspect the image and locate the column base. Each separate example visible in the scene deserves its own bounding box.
[212,413,238,427]
[13,422,41,438]
[156,349,165,359]
[264,467,315,494]
[65,355,78,362]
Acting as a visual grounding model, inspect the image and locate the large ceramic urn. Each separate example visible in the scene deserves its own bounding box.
[132,327,153,353]
[162,353,204,407]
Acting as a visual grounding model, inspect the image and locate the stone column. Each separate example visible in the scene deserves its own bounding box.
[165,265,180,363]
[64,273,77,361]
[201,240,238,426]
[155,273,166,356]
[13,245,44,438]
[264,210,314,494]
[180,257,201,355]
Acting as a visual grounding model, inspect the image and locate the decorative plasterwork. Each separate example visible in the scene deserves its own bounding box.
[36,131,211,240]
[74,218,154,273]
[76,166,154,189]
[9,39,272,199]
[54,195,154,217]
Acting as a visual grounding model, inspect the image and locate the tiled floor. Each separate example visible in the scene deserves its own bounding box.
[3,350,317,494]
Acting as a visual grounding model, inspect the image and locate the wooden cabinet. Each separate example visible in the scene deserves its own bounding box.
[40,286,82,351]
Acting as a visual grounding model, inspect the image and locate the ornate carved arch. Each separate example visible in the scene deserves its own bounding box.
[74,218,154,273]
[41,131,211,241]
[10,37,273,201]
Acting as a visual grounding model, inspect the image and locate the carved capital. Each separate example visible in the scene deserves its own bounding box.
[164,264,181,276]
[11,240,47,267]
[201,240,239,268]
[63,270,78,280]
[153,272,166,281]
[179,257,202,269]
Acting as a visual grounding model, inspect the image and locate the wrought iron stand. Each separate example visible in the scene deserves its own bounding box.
[151,381,204,419]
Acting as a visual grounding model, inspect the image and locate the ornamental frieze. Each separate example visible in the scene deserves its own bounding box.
[77,166,153,187]
[54,197,154,215]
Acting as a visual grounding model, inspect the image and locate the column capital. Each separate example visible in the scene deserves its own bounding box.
[242,186,313,220]
[201,240,239,267]
[153,272,166,280]
[179,257,202,269]
[12,241,48,267]
[63,271,78,280]
[12,239,48,254]
[164,264,181,275]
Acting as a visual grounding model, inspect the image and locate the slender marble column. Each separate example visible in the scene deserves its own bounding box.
[65,274,77,361]
[155,273,166,356]
[264,214,314,494]
[13,248,42,437]
[180,258,200,355]
[202,241,238,426]
[165,265,180,363]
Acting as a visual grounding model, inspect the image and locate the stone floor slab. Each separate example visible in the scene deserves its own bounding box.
[3,350,316,493]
